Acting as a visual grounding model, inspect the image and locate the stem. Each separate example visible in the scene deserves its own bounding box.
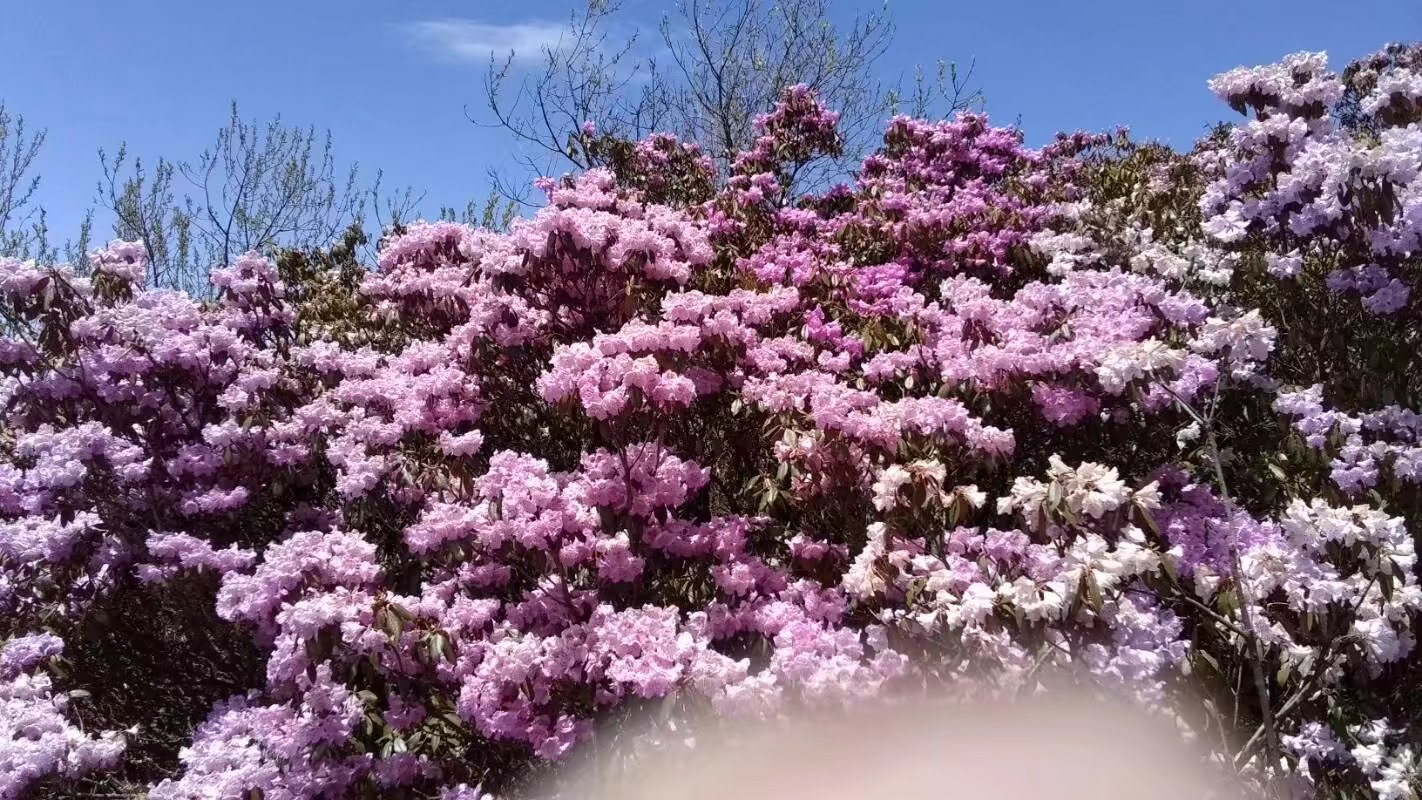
[1160,380,1281,778]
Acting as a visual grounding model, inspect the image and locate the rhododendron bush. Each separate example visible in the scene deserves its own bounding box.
[3,43,1422,800]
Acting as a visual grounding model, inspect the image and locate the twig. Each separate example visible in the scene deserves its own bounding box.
[1159,378,1282,777]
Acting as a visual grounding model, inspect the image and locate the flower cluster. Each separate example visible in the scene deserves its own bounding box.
[1,634,127,800]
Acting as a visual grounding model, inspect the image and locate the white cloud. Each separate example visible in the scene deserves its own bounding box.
[403,18,566,65]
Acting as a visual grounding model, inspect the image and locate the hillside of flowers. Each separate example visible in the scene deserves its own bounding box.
[3,43,1421,799]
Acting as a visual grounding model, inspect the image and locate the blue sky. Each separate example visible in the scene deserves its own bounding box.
[3,0,1419,240]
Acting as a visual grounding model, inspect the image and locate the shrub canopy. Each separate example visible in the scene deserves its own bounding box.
[3,44,1422,800]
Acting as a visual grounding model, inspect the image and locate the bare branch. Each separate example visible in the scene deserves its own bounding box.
[476,0,931,199]
[0,103,49,258]
[98,103,368,292]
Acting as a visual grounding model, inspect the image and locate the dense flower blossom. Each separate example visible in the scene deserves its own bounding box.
[2,45,1421,800]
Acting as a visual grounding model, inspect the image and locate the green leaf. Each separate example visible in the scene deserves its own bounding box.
[1161,554,1179,583]
[1136,506,1161,540]
[427,632,449,663]
[1379,568,1396,602]
[904,577,927,609]
[1082,573,1103,612]
[1215,588,1238,619]
[1046,481,1062,509]
[381,609,403,640]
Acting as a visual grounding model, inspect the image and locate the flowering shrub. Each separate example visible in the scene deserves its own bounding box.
[3,44,1422,799]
